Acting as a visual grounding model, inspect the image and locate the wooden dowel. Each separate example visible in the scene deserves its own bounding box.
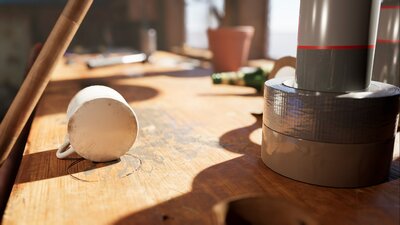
[0,0,93,166]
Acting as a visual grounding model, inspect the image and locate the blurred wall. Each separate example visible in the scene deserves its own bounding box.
[0,0,184,120]
[0,9,31,118]
[222,0,268,59]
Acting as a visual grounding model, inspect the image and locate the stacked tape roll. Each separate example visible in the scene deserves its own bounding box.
[261,78,400,187]
[263,78,400,144]
[372,0,400,87]
[261,126,395,187]
[262,0,400,187]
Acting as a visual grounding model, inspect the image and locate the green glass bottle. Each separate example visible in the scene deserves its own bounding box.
[211,67,270,92]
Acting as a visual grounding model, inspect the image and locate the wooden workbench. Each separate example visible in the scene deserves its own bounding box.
[2,52,399,224]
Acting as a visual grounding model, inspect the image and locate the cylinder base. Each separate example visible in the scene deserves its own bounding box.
[261,125,395,187]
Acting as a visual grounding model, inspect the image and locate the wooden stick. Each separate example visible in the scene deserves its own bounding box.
[0,0,93,166]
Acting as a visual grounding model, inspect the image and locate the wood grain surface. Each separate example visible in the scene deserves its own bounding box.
[2,52,399,225]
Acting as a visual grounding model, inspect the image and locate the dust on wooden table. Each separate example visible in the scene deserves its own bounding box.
[3,52,400,225]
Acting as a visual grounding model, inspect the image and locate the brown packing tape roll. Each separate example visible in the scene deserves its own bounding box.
[261,125,395,187]
[264,78,400,144]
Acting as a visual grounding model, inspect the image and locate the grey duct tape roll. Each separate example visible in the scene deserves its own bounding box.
[264,78,400,144]
[261,125,395,187]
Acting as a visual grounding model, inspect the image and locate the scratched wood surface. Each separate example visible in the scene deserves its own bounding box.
[2,52,399,225]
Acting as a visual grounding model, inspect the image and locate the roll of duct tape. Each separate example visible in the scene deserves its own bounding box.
[263,78,400,144]
[261,125,395,187]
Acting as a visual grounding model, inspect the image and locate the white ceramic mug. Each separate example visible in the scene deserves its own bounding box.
[56,85,139,162]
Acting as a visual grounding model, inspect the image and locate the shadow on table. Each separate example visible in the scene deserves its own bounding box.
[389,157,400,181]
[47,76,160,102]
[111,118,400,225]
[219,113,262,155]
[112,156,291,225]
[111,115,305,225]
[145,68,212,78]
[112,157,399,225]
[36,77,160,117]
[199,92,262,98]
[37,67,212,117]
[14,149,120,184]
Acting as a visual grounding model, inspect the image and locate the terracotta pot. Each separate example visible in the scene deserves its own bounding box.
[207,26,254,72]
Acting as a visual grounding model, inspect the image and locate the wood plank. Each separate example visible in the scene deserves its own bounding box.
[0,117,32,216]
[2,52,399,224]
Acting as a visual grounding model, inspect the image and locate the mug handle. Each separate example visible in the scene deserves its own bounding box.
[268,56,296,79]
[56,137,76,159]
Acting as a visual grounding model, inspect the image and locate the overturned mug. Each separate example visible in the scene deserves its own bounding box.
[57,85,139,162]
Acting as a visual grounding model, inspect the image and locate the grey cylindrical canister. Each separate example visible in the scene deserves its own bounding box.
[296,0,374,92]
[140,28,157,56]
[261,125,396,188]
[372,0,400,87]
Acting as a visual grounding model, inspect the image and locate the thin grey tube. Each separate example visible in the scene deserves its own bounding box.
[296,0,374,92]
[372,0,400,87]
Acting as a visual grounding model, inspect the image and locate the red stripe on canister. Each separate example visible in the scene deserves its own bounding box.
[297,45,374,50]
[381,5,400,9]
[377,39,400,44]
